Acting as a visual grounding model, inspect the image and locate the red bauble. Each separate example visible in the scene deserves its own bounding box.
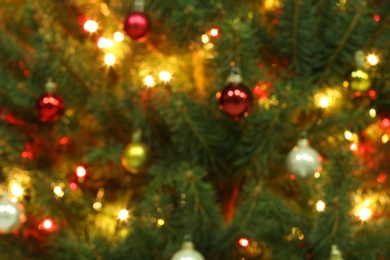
[217,83,253,120]
[37,93,64,122]
[123,11,151,41]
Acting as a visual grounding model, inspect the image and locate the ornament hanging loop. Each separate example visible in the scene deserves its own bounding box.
[134,0,145,11]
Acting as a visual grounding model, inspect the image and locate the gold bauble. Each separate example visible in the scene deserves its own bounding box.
[350,69,371,91]
[121,142,151,174]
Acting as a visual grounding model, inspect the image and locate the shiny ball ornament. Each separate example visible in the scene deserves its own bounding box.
[123,12,151,41]
[37,93,64,122]
[287,138,322,178]
[217,83,252,120]
[121,141,151,174]
[0,196,25,234]
[171,242,205,260]
[350,69,371,91]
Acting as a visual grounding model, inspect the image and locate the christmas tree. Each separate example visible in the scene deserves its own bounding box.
[0,0,389,259]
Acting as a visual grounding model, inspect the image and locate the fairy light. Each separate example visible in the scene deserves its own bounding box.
[369,108,376,118]
[367,54,379,66]
[319,96,329,108]
[382,134,389,144]
[316,200,326,212]
[314,171,321,178]
[344,130,353,140]
[97,37,107,48]
[84,20,98,32]
[159,71,171,82]
[53,186,64,197]
[118,209,129,221]
[93,201,102,210]
[357,207,372,221]
[209,28,219,37]
[75,165,87,178]
[40,218,56,232]
[156,218,165,227]
[349,143,358,151]
[238,238,249,247]
[105,53,116,66]
[201,34,210,43]
[113,32,125,42]
[144,75,155,87]
[10,183,23,198]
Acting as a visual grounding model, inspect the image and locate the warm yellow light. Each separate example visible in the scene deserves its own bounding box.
[114,32,125,42]
[84,20,98,33]
[382,134,389,143]
[316,200,326,212]
[105,39,114,49]
[118,209,129,220]
[350,143,358,151]
[144,75,155,87]
[343,81,349,88]
[93,202,102,210]
[159,71,171,82]
[105,53,116,66]
[367,54,379,66]
[319,96,329,108]
[157,218,165,227]
[314,172,321,178]
[10,183,23,198]
[97,37,107,48]
[357,207,372,221]
[201,34,210,44]
[53,186,64,197]
[369,108,376,118]
[344,130,353,140]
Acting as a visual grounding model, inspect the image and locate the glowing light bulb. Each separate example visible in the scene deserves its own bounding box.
[349,143,358,151]
[97,37,107,48]
[144,75,155,87]
[53,186,64,197]
[118,209,129,220]
[316,200,326,212]
[93,202,102,210]
[319,96,329,108]
[367,54,379,66]
[84,20,98,32]
[113,32,125,42]
[209,28,219,37]
[10,183,23,198]
[156,218,165,227]
[358,207,372,221]
[344,130,353,140]
[382,134,389,143]
[238,238,249,247]
[201,34,210,43]
[314,172,321,178]
[40,218,55,231]
[369,108,376,118]
[76,165,87,178]
[105,53,116,66]
[159,71,171,82]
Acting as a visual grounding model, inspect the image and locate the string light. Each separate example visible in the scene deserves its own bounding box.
[53,186,64,197]
[118,209,129,221]
[40,218,56,232]
[319,96,329,108]
[238,238,249,247]
[314,172,321,178]
[84,20,98,33]
[367,54,379,66]
[156,218,165,227]
[201,34,210,43]
[382,134,389,144]
[113,32,125,42]
[356,207,373,221]
[316,200,326,212]
[159,71,171,82]
[10,183,23,198]
[369,109,376,118]
[93,202,102,210]
[344,130,353,140]
[143,75,155,87]
[75,165,87,178]
[209,28,219,37]
[105,53,116,66]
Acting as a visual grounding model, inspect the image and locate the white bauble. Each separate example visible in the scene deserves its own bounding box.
[171,242,205,260]
[287,138,322,178]
[0,196,25,234]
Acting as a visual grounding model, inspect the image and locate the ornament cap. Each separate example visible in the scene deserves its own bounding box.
[132,129,142,143]
[297,138,309,147]
[182,241,195,250]
[228,67,242,83]
[45,78,57,93]
[355,50,365,68]
[134,0,145,11]
[329,245,343,260]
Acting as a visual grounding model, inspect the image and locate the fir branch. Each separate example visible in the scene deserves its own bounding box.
[292,0,301,73]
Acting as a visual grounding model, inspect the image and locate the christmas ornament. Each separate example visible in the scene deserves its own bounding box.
[0,193,25,234]
[216,67,253,120]
[350,50,371,92]
[171,241,205,260]
[286,137,322,178]
[121,130,151,173]
[329,245,343,260]
[37,78,64,122]
[123,0,150,41]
